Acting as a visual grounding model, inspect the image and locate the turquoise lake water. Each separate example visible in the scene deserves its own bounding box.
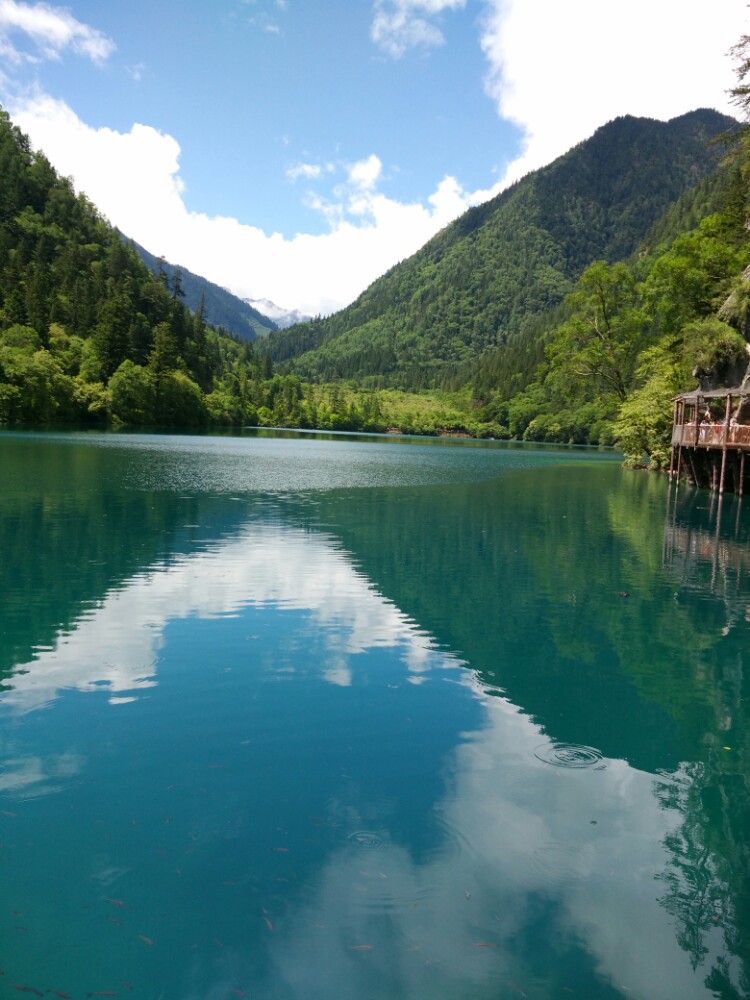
[1,429,749,999]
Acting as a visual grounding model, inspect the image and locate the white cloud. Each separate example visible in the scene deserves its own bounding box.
[241,0,288,35]
[348,152,382,191]
[0,0,115,64]
[371,0,465,58]
[13,95,479,315]
[7,1,744,317]
[286,161,326,181]
[480,0,744,188]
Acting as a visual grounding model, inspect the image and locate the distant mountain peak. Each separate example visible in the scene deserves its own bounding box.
[245,298,312,329]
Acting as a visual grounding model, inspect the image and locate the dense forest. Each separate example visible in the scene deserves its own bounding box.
[266,109,735,388]
[0,103,483,434]
[0,105,266,428]
[263,97,750,461]
[4,34,750,454]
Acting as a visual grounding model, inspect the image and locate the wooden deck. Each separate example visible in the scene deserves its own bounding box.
[671,422,750,449]
[670,388,750,495]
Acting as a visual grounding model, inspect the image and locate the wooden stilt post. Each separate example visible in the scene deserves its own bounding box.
[675,399,685,485]
[694,398,701,448]
[669,400,678,481]
[719,394,732,495]
[740,451,746,498]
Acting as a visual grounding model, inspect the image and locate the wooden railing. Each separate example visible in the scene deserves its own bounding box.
[672,423,750,448]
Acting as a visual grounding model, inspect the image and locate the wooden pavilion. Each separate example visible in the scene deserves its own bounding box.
[670,387,750,494]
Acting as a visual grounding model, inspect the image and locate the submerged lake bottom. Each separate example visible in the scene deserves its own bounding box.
[0,429,749,1000]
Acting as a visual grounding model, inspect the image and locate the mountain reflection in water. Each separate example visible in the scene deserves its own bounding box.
[0,430,748,1000]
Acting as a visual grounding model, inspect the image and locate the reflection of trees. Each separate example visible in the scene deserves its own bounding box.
[662,487,750,620]
[627,487,750,999]
[655,765,728,970]
[0,435,251,686]
[313,463,694,771]
[309,460,750,998]
[653,751,750,998]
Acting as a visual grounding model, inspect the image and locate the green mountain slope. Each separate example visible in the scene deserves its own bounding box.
[0,105,478,434]
[267,109,735,389]
[130,238,277,341]
[0,106,278,428]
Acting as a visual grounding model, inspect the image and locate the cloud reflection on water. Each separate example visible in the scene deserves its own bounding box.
[0,505,734,999]
[231,694,723,1000]
[3,522,449,714]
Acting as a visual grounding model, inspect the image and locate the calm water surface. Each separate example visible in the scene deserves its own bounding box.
[1,430,749,1000]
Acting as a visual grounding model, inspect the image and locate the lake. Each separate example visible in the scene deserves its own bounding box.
[1,429,748,1000]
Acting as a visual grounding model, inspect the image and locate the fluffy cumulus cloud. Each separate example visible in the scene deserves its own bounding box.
[480,0,743,186]
[5,0,746,315]
[371,0,466,58]
[13,95,480,315]
[0,0,115,64]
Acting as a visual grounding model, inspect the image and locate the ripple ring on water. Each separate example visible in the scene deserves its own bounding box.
[534,742,605,769]
[348,831,383,848]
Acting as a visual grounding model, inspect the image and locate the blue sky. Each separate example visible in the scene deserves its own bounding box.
[0,0,745,315]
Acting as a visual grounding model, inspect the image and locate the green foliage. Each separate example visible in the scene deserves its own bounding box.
[615,319,749,467]
[1,324,42,350]
[0,106,281,430]
[641,214,744,336]
[684,317,749,384]
[615,343,689,467]
[154,371,207,427]
[545,261,647,403]
[2,96,749,449]
[0,345,75,423]
[109,361,156,426]
[267,110,733,393]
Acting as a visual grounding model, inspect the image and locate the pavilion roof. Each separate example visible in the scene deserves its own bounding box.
[674,386,750,402]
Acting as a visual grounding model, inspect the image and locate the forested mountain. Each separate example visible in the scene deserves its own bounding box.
[0,104,464,433]
[266,109,735,390]
[3,81,750,452]
[131,239,278,341]
[0,105,288,428]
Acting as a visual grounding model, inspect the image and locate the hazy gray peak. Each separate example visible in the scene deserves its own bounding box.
[246,297,313,329]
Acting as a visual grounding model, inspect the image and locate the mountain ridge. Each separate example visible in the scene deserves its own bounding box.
[245,297,312,329]
[129,238,278,341]
[265,108,736,390]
